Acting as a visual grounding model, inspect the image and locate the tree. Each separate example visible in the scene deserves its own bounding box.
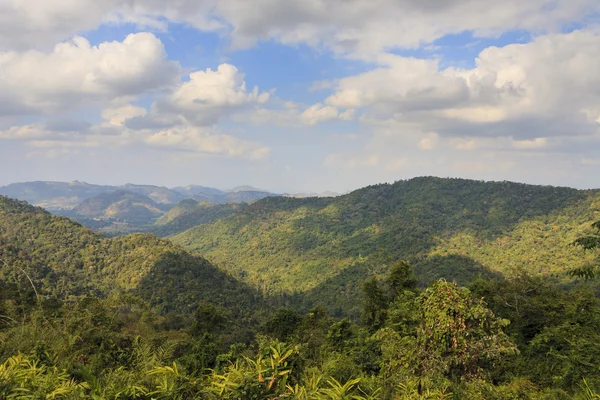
[570,220,600,279]
[417,280,517,383]
[361,278,388,332]
[386,260,417,300]
[264,307,302,341]
[190,301,228,336]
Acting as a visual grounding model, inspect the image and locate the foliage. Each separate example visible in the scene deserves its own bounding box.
[172,177,600,315]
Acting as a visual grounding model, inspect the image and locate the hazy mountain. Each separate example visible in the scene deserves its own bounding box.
[171,185,226,197]
[284,191,341,198]
[228,185,265,193]
[72,190,168,222]
[0,181,282,212]
[121,183,185,204]
[0,181,115,209]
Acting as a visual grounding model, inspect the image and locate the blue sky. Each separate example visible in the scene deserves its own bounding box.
[0,0,599,193]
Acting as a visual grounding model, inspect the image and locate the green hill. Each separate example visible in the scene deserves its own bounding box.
[149,199,245,237]
[172,177,600,315]
[0,196,261,315]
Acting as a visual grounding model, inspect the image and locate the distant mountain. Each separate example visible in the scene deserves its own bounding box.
[228,185,264,193]
[285,191,341,198]
[172,177,600,317]
[0,180,281,213]
[172,185,226,197]
[0,181,115,209]
[121,183,185,204]
[0,195,261,314]
[72,190,168,222]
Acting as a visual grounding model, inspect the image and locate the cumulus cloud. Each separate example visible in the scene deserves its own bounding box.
[0,33,180,116]
[0,121,270,161]
[3,0,598,56]
[326,29,600,144]
[300,103,339,125]
[145,125,270,160]
[125,64,269,128]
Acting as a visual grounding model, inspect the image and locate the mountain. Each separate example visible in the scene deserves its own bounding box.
[121,183,185,204]
[228,185,264,192]
[149,199,246,237]
[0,196,261,314]
[172,177,600,316]
[0,181,281,211]
[284,191,341,198]
[0,181,115,209]
[172,185,226,197]
[72,190,168,221]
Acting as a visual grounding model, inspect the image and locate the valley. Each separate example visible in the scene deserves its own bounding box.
[2,176,600,398]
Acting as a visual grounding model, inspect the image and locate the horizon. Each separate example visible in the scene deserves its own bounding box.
[1,174,598,196]
[1,1,599,193]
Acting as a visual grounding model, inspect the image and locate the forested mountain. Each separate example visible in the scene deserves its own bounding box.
[173,177,600,316]
[72,190,168,220]
[2,184,600,398]
[0,196,261,315]
[149,199,246,237]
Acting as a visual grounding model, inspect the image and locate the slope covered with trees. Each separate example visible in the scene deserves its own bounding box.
[173,177,600,315]
[2,188,600,398]
[148,199,245,237]
[0,196,261,315]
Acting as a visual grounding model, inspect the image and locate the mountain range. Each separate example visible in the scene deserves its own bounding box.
[171,177,600,316]
[0,181,282,210]
[2,176,599,319]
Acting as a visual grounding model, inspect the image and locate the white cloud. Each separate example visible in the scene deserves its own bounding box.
[0,33,180,116]
[325,29,600,143]
[0,122,270,161]
[102,104,148,126]
[511,137,548,150]
[418,133,439,150]
[125,63,269,128]
[301,103,339,125]
[204,0,599,57]
[3,0,598,57]
[145,125,270,160]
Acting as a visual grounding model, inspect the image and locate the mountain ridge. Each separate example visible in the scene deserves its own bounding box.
[172,176,600,315]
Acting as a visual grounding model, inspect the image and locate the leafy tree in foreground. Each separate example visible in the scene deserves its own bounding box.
[417,280,518,383]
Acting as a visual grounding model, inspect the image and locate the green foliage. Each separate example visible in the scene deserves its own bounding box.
[150,200,244,237]
[172,177,600,315]
[417,280,518,382]
[361,278,388,332]
[0,195,263,318]
[571,220,600,279]
[0,354,84,399]
[3,182,600,399]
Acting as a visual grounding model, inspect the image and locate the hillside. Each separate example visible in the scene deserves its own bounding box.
[0,196,261,314]
[149,199,246,237]
[72,190,168,221]
[173,177,600,315]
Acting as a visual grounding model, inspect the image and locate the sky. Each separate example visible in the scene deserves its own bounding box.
[0,0,599,193]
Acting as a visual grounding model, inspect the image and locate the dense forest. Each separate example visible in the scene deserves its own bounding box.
[2,178,600,398]
[173,177,600,316]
